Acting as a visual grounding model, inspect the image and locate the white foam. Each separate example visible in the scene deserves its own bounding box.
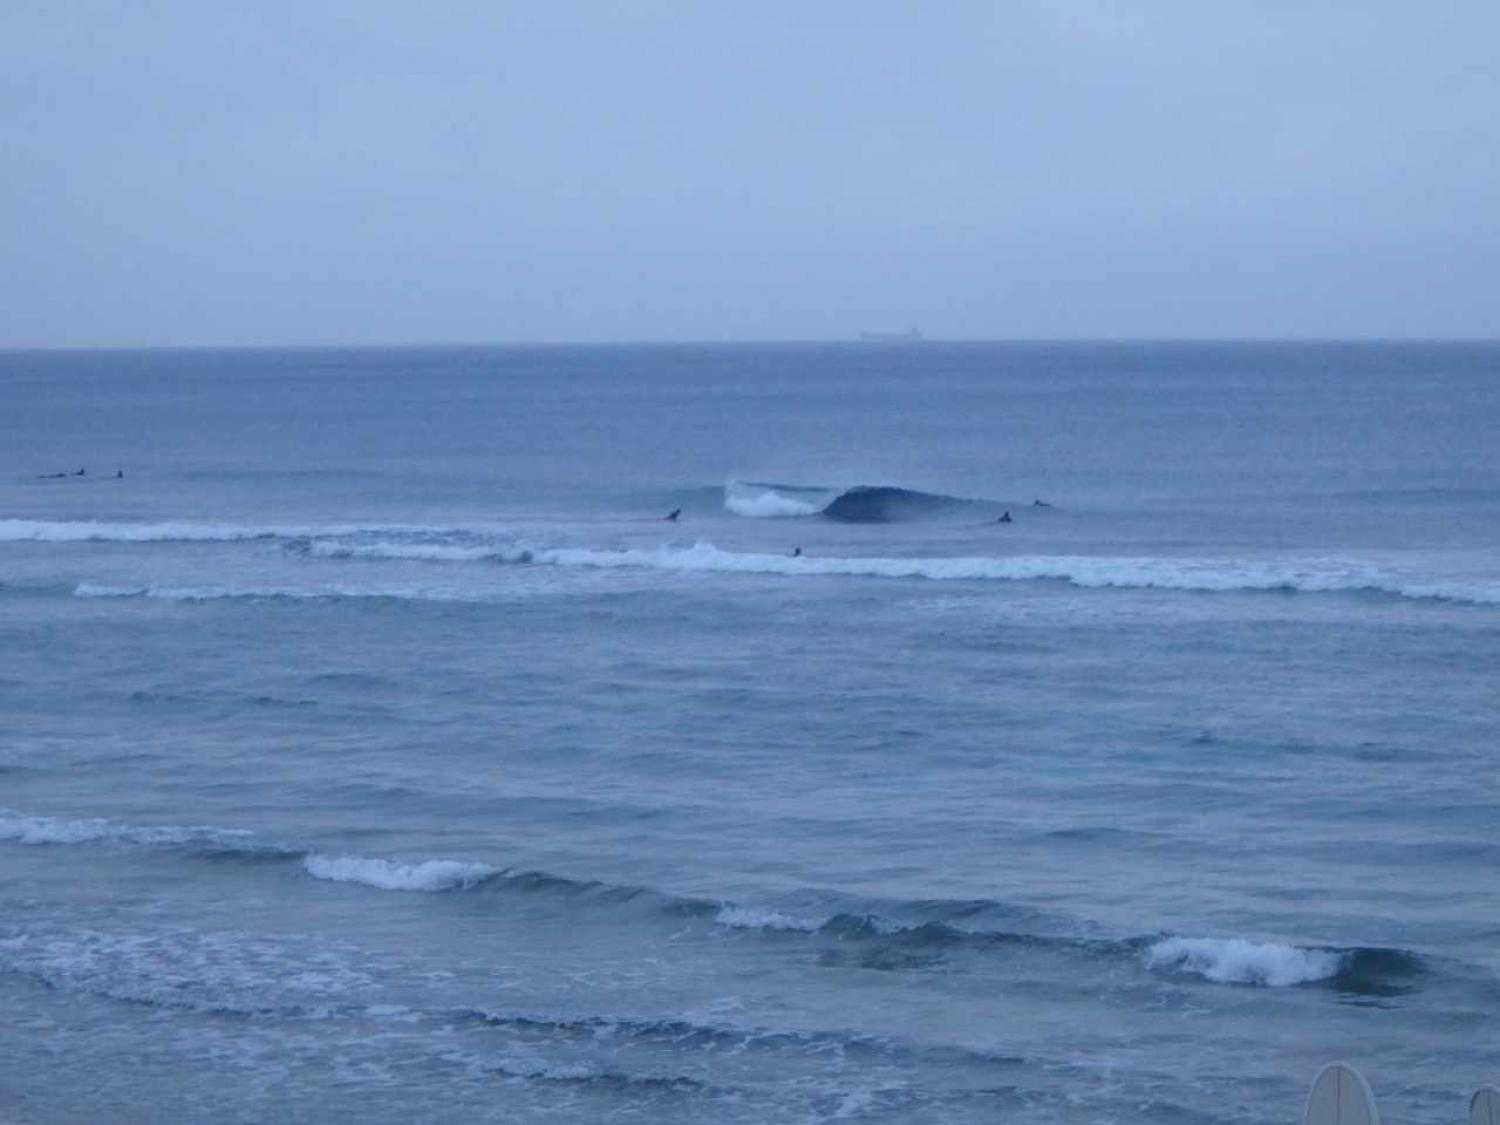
[76,582,329,601]
[302,854,498,892]
[320,538,1500,604]
[0,519,309,543]
[47,520,1499,605]
[0,518,477,544]
[0,812,250,848]
[1146,936,1342,986]
[306,540,497,563]
[723,482,825,518]
[714,905,822,932]
[73,582,472,603]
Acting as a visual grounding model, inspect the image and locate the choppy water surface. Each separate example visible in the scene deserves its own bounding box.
[1,343,1497,1123]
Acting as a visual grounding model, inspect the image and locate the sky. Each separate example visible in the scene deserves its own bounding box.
[1,1,1497,346]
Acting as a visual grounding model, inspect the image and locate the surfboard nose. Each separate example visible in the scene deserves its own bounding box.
[1304,1063,1380,1125]
[1472,1085,1500,1125]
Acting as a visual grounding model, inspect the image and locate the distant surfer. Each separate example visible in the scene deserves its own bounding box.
[75,468,85,476]
[997,511,1012,524]
[1032,499,1051,508]
[115,470,124,479]
[791,547,802,557]
[664,508,681,522]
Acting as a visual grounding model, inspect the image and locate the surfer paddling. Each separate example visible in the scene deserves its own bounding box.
[664,508,681,522]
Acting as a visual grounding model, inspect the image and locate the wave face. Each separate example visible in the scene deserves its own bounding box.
[719,482,991,522]
[821,485,986,523]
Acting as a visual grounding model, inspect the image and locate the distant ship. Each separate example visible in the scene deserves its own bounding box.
[859,328,923,342]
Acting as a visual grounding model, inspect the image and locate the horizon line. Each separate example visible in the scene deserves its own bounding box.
[4,334,1499,355]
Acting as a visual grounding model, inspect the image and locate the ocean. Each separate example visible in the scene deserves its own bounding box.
[1,342,1496,1123]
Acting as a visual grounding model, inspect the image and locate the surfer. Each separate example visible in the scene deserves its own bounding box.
[115,470,124,479]
[997,511,1012,524]
[1032,499,1051,508]
[791,547,802,558]
[75,468,85,476]
[664,508,681,522]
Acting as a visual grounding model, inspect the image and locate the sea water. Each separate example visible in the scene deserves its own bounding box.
[0,342,1496,1123]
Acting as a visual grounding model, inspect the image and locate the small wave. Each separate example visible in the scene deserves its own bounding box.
[450,1006,1021,1072]
[0,812,252,849]
[1144,936,1422,993]
[302,855,500,892]
[74,582,471,603]
[486,1062,714,1094]
[0,518,330,543]
[1,518,484,545]
[0,809,1434,998]
[77,582,259,601]
[1146,936,1340,986]
[77,582,328,602]
[714,905,822,932]
[311,542,496,563]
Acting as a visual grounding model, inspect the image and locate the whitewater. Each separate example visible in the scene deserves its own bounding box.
[2,341,1498,1124]
[4,516,1497,603]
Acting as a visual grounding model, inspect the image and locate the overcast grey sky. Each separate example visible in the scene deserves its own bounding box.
[2,2,1497,346]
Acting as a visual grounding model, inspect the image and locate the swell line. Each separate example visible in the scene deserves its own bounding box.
[1,812,1430,995]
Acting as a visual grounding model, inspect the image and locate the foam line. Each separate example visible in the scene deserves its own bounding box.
[302,854,499,892]
[306,538,1500,604]
[0,812,252,848]
[0,518,469,544]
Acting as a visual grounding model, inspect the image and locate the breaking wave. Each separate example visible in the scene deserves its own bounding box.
[720,482,989,522]
[293,539,1500,604]
[303,855,499,892]
[0,811,1430,995]
[723,481,830,518]
[19,515,1500,606]
[1144,936,1422,994]
[714,905,823,932]
[1145,936,1341,986]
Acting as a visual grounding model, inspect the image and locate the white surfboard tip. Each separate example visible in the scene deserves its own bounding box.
[1304,1062,1380,1125]
[1471,1085,1500,1125]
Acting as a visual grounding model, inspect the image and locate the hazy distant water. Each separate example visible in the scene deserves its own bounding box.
[1,343,1497,1124]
